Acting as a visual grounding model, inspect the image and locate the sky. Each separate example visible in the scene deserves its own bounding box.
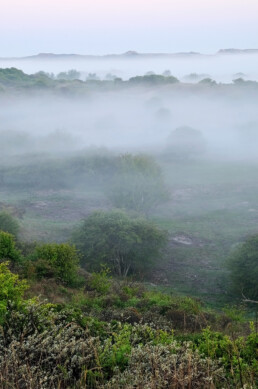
[1,0,258,56]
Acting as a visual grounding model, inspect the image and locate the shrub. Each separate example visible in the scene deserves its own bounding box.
[193,327,258,387]
[0,230,21,262]
[0,261,27,324]
[88,266,112,294]
[0,303,103,388]
[29,243,80,286]
[105,342,226,388]
[73,210,168,277]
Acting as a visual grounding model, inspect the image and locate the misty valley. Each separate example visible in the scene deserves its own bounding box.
[0,64,257,388]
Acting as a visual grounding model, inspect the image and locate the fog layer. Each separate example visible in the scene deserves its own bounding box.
[1,79,258,161]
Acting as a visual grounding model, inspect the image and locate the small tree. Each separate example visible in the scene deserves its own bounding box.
[73,210,168,277]
[57,69,81,80]
[30,243,80,285]
[228,235,258,302]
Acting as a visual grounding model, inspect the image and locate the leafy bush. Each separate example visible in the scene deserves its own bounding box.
[28,243,80,286]
[193,327,258,387]
[0,230,21,262]
[73,210,168,276]
[88,266,112,294]
[0,261,27,324]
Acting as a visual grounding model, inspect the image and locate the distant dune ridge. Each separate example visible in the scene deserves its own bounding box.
[1,48,258,61]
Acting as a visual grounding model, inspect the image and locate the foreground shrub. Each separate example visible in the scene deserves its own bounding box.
[105,342,226,388]
[193,327,258,388]
[0,296,256,388]
[0,309,102,388]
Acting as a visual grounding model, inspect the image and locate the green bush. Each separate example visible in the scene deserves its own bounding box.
[193,327,258,387]
[28,243,80,286]
[0,261,27,324]
[73,210,168,277]
[0,230,21,262]
[88,266,112,294]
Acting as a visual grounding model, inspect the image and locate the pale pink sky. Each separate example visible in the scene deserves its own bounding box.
[1,0,258,56]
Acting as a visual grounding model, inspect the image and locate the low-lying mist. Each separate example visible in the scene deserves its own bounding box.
[0,79,258,162]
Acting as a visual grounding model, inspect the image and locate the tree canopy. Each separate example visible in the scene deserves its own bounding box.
[73,210,168,277]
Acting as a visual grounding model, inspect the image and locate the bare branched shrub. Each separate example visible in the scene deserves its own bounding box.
[105,342,227,389]
[0,302,103,389]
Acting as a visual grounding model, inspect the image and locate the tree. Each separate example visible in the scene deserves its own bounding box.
[228,236,258,301]
[73,210,168,277]
[199,78,216,85]
[30,243,80,285]
[129,74,178,85]
[107,154,169,215]
[0,211,19,237]
[57,69,81,80]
